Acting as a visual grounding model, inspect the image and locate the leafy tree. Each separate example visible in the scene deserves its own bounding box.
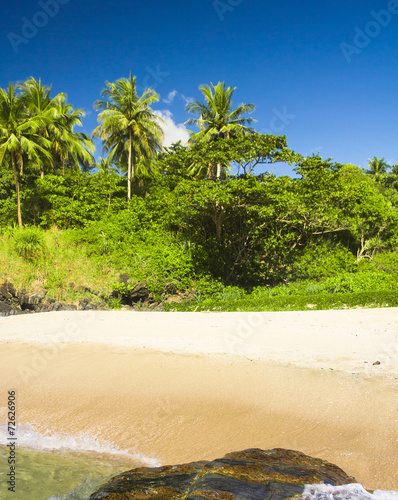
[159,134,298,180]
[296,157,398,261]
[93,73,163,199]
[185,82,256,178]
[0,83,52,226]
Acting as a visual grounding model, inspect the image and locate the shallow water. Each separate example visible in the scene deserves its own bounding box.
[0,423,155,499]
[0,445,139,499]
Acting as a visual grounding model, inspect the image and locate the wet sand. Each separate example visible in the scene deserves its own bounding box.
[0,310,397,490]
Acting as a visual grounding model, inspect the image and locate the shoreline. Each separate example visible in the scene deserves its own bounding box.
[0,309,397,490]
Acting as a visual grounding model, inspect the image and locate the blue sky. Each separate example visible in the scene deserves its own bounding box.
[1,0,398,175]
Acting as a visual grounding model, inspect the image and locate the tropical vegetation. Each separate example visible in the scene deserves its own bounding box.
[1,75,398,311]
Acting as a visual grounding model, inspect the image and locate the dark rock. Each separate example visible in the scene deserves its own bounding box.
[128,282,149,303]
[19,292,46,310]
[0,302,14,317]
[51,302,64,311]
[0,281,17,301]
[0,281,21,315]
[89,448,357,500]
[78,299,90,310]
[66,305,78,311]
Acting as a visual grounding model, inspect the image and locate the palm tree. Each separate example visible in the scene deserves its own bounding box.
[19,78,94,176]
[18,77,61,177]
[185,82,256,178]
[0,82,52,226]
[365,157,390,182]
[50,96,94,175]
[93,73,164,199]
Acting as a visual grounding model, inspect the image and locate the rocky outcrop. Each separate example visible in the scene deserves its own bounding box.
[0,280,109,316]
[89,448,357,500]
[112,275,192,311]
[0,278,191,316]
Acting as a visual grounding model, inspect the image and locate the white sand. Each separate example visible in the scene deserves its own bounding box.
[1,308,398,375]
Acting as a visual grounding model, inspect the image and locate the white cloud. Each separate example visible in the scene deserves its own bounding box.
[162,90,178,104]
[155,110,190,148]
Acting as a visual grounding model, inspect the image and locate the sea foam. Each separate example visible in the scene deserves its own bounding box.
[0,422,160,467]
[301,483,398,500]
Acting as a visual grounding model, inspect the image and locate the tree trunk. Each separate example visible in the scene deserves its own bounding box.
[213,205,226,240]
[11,153,22,227]
[128,129,132,200]
[18,152,23,175]
[216,163,221,179]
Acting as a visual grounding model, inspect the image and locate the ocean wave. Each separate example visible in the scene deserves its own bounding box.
[301,483,398,500]
[0,423,160,467]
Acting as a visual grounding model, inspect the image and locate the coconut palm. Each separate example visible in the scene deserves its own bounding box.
[50,96,94,175]
[19,78,94,176]
[185,82,256,178]
[18,77,61,176]
[93,73,164,199]
[0,82,52,227]
[365,157,390,182]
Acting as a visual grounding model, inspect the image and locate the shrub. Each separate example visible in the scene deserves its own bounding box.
[13,226,45,260]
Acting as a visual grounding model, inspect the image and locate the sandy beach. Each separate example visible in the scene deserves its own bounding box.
[0,309,397,490]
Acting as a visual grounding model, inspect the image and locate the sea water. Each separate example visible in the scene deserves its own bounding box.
[0,423,159,499]
[1,425,398,500]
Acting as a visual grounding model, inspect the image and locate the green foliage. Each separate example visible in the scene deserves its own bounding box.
[108,297,122,310]
[159,134,298,179]
[289,241,356,281]
[13,226,45,259]
[165,290,398,312]
[1,75,398,313]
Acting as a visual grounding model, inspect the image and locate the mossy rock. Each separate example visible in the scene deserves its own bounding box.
[89,448,357,499]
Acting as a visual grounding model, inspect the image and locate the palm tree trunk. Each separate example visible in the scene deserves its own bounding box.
[216,163,221,179]
[18,152,23,175]
[128,129,132,200]
[11,153,22,227]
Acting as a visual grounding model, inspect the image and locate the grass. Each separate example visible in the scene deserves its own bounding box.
[0,228,119,302]
[164,290,398,312]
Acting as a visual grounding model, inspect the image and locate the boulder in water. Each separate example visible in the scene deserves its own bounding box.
[89,448,357,499]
